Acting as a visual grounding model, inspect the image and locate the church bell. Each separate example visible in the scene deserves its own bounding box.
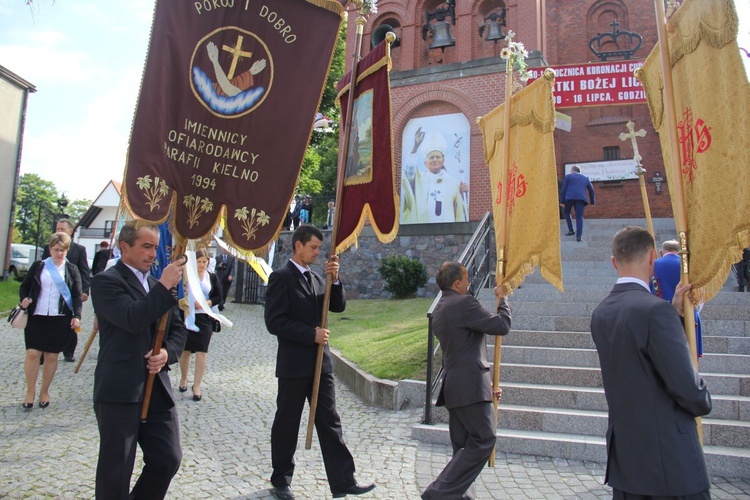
[429,21,456,51]
[484,20,505,42]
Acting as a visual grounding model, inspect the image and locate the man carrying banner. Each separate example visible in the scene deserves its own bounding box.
[591,226,711,499]
[422,261,511,500]
[91,221,187,500]
[264,225,375,500]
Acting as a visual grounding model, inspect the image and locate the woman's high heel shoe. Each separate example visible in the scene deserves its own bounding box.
[192,385,202,402]
[22,402,33,410]
[39,401,50,409]
[179,385,188,393]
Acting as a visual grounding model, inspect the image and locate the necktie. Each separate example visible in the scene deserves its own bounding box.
[303,271,312,287]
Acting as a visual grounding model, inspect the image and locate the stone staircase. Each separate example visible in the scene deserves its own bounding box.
[412,218,750,479]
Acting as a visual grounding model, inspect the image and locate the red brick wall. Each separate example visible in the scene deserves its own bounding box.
[342,0,674,221]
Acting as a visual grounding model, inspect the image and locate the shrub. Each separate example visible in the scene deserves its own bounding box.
[378,255,428,299]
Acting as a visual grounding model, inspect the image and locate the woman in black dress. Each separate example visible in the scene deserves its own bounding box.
[178,249,222,401]
[19,232,82,409]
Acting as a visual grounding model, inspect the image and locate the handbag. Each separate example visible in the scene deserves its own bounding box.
[211,318,221,333]
[8,305,28,329]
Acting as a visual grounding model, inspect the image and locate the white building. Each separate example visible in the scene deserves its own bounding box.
[0,65,35,280]
[74,180,123,260]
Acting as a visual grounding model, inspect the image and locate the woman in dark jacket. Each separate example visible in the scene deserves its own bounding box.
[178,248,222,401]
[19,232,83,409]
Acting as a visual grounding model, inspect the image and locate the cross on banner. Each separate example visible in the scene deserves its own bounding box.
[619,120,647,165]
[222,35,253,80]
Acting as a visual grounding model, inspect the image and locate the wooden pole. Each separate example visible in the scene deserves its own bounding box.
[636,165,655,238]
[73,322,98,374]
[304,14,368,450]
[652,0,702,441]
[140,248,185,423]
[488,51,514,468]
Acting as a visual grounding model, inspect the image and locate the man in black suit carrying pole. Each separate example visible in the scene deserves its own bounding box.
[421,261,511,500]
[264,225,375,500]
[91,221,187,500]
[591,226,711,500]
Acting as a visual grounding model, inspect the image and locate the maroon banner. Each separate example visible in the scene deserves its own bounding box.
[334,40,398,253]
[124,0,343,250]
[526,60,646,108]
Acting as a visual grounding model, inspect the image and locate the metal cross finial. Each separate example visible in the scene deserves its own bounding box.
[619,120,647,166]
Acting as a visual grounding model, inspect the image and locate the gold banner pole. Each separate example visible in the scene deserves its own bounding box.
[650,0,701,442]
[488,48,515,468]
[304,12,367,450]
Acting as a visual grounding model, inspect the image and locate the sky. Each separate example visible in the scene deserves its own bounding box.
[0,0,154,202]
[0,0,749,203]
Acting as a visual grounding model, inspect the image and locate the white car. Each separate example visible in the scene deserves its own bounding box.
[9,244,42,281]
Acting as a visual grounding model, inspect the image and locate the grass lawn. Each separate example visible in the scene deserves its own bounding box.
[328,297,433,381]
[0,279,21,313]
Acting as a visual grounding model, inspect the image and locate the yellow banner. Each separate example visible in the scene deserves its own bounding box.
[637,0,750,303]
[477,69,563,293]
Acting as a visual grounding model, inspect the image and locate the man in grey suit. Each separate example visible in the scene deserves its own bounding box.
[422,261,511,500]
[91,221,188,499]
[591,226,711,499]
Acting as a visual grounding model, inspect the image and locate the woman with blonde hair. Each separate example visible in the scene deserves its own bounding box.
[19,232,83,409]
[179,248,221,401]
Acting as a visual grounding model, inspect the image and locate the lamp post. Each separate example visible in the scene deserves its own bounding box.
[34,194,69,257]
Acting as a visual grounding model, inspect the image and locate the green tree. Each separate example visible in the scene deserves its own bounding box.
[15,173,58,246]
[296,20,347,222]
[66,198,92,223]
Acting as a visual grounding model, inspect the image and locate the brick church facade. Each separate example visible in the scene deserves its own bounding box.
[342,0,674,223]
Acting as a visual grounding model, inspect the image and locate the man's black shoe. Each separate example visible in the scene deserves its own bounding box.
[332,483,376,498]
[64,356,75,362]
[272,485,295,500]
[565,231,575,236]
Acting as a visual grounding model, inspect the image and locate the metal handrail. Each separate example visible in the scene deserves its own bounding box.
[423,212,495,424]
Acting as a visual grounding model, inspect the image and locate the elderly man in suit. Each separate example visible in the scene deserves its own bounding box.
[43,218,91,362]
[91,221,187,500]
[422,261,511,500]
[215,247,235,311]
[591,226,711,499]
[264,225,375,500]
[559,165,595,242]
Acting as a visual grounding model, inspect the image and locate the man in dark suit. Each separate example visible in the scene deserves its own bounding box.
[91,221,187,500]
[591,226,711,499]
[42,218,91,362]
[421,262,511,500]
[215,247,235,311]
[91,240,112,275]
[264,225,375,500]
[559,165,595,242]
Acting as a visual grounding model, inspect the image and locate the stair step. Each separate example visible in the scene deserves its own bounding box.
[411,424,750,478]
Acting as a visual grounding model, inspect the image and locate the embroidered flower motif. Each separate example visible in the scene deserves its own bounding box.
[234,206,271,240]
[136,175,169,212]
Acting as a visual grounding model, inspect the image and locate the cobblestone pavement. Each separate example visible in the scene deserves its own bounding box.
[1,302,748,499]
